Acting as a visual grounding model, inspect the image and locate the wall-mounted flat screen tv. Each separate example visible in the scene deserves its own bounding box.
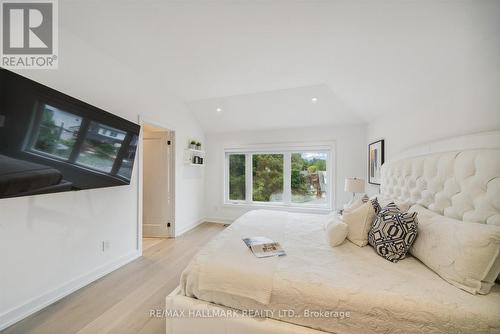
[0,69,140,199]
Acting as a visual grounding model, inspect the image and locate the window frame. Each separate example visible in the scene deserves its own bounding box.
[224,143,335,213]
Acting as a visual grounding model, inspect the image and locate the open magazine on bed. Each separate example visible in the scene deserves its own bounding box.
[242,236,286,258]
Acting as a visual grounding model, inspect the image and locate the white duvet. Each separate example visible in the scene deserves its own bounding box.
[180,210,500,334]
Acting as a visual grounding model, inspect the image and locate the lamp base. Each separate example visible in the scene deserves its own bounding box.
[344,193,356,209]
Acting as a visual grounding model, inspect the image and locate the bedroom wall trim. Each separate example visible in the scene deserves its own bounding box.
[175,218,206,237]
[0,251,140,331]
[204,217,234,225]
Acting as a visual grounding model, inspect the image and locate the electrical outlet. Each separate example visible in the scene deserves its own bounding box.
[102,240,111,251]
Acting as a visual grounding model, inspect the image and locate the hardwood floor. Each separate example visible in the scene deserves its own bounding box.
[3,223,225,334]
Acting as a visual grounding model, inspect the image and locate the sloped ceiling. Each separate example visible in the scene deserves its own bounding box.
[59,1,500,133]
[188,84,365,133]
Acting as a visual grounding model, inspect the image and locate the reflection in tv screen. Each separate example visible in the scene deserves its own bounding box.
[0,69,140,199]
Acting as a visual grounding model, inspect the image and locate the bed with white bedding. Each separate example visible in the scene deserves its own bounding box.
[166,132,500,334]
[173,209,500,334]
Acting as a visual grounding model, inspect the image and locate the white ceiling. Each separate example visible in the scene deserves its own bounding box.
[59,1,500,133]
[188,84,365,133]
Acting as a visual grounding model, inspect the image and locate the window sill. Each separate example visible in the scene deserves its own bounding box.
[223,201,333,214]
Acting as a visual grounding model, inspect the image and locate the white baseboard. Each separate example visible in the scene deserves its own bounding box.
[174,218,234,237]
[175,218,205,237]
[204,217,234,225]
[0,251,141,331]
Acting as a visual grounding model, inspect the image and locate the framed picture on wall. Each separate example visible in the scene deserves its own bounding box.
[368,139,384,185]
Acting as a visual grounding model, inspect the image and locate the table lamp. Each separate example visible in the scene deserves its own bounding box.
[344,177,365,206]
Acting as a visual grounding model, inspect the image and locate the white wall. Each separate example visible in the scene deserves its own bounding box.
[0,29,205,329]
[204,125,366,222]
[363,0,500,197]
[366,109,500,195]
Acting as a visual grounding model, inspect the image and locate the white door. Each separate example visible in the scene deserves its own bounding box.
[143,130,172,237]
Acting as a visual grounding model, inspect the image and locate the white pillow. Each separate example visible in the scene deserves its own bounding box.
[410,205,500,295]
[342,202,376,247]
[343,197,364,213]
[325,219,348,247]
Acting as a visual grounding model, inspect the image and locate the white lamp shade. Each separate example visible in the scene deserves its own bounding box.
[344,177,365,193]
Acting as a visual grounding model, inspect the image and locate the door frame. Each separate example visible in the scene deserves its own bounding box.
[137,115,176,254]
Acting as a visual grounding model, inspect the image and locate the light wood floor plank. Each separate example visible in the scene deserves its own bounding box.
[3,223,224,334]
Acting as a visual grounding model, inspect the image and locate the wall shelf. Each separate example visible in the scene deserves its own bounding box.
[186,148,206,155]
[184,148,205,166]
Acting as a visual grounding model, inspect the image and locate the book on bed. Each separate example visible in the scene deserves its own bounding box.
[242,237,286,258]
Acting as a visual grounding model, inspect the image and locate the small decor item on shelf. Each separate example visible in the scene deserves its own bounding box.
[190,140,197,149]
[196,142,201,150]
[192,156,204,164]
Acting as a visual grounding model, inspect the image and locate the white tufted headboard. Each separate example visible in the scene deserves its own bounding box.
[380,145,500,226]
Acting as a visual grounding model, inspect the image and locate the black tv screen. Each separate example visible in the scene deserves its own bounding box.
[0,69,140,199]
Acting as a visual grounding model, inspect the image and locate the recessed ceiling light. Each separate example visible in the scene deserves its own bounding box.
[311,97,318,103]
[216,107,222,113]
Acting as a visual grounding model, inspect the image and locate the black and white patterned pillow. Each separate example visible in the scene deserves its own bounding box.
[378,202,401,217]
[368,209,419,263]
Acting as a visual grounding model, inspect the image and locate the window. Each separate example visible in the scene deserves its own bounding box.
[252,154,283,202]
[225,147,332,209]
[228,154,246,201]
[291,152,327,204]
